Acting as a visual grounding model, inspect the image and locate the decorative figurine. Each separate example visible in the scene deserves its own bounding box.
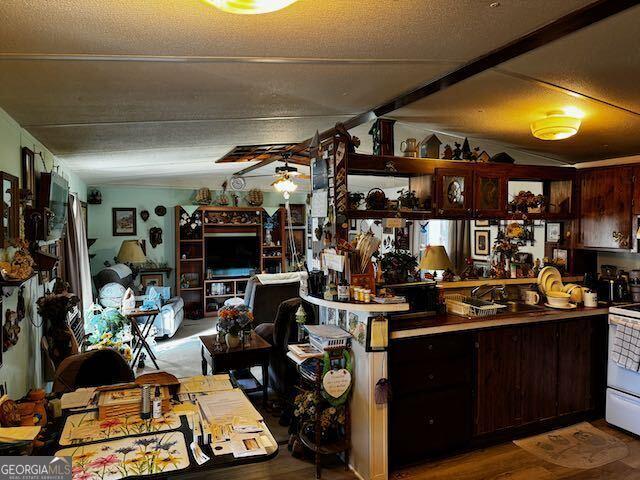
[420,134,442,158]
[452,142,462,160]
[149,227,163,248]
[140,210,150,221]
[471,147,480,161]
[462,138,472,160]
[442,144,453,160]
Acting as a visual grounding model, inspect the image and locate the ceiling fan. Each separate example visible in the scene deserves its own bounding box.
[241,155,310,199]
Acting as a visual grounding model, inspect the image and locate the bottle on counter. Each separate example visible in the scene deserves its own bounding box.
[152,385,162,419]
[337,273,350,302]
[141,385,151,420]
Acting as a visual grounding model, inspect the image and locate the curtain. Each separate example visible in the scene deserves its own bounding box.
[448,220,470,274]
[64,195,93,314]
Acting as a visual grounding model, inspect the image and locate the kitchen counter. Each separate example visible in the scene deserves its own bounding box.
[390,305,610,339]
[436,275,583,289]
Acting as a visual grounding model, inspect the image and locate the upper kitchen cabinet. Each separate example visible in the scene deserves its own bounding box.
[633,165,640,216]
[435,167,473,217]
[579,166,633,250]
[473,169,507,218]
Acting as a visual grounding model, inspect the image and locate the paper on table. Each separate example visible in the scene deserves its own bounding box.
[61,387,96,410]
[0,426,41,442]
[179,374,233,394]
[196,389,262,424]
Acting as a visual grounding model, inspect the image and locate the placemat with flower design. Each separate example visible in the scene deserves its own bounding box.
[56,431,189,480]
[60,411,182,446]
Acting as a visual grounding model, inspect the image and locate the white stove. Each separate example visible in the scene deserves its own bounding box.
[607,304,640,435]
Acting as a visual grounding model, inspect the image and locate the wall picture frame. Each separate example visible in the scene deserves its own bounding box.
[0,171,19,248]
[474,230,491,256]
[21,147,36,206]
[112,208,137,236]
[546,222,562,243]
[140,273,164,290]
[475,220,490,227]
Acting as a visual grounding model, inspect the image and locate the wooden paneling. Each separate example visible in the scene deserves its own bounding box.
[520,323,558,423]
[579,167,632,249]
[475,327,521,435]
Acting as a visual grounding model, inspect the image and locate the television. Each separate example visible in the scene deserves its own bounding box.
[38,172,69,240]
[206,233,260,277]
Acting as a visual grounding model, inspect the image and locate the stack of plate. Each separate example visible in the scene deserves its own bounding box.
[537,266,584,308]
[537,266,563,295]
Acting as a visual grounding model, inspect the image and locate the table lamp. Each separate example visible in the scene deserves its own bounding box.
[419,245,452,279]
[116,240,147,265]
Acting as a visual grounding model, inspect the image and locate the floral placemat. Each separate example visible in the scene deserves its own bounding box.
[56,431,189,480]
[60,411,182,446]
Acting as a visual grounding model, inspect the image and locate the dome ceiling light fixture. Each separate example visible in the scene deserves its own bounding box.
[530,108,583,141]
[203,0,299,15]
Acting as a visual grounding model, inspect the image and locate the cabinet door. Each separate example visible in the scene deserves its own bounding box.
[634,166,640,216]
[435,168,473,217]
[557,318,593,415]
[390,388,471,467]
[473,170,507,218]
[579,167,632,249]
[520,323,558,423]
[475,327,521,435]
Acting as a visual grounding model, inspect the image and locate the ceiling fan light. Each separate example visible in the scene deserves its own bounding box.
[531,110,581,141]
[273,177,298,199]
[204,0,299,14]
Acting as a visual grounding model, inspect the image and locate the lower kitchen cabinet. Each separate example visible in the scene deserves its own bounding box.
[389,316,608,468]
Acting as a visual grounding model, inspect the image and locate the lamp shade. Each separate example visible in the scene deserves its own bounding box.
[419,245,452,271]
[203,0,298,14]
[531,110,581,141]
[117,240,147,264]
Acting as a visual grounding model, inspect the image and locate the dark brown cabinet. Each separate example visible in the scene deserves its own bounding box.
[435,167,473,217]
[389,317,607,469]
[475,327,521,435]
[473,170,507,218]
[579,167,633,249]
[520,323,558,423]
[389,333,473,467]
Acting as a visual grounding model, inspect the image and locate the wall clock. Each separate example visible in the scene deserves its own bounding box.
[230,176,246,191]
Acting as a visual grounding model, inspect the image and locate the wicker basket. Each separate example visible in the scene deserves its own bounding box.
[444,294,506,318]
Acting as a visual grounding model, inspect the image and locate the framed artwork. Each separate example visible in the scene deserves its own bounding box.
[140,273,164,290]
[21,147,35,205]
[286,204,306,226]
[546,222,562,243]
[475,220,490,227]
[553,248,568,264]
[0,172,19,248]
[112,208,137,236]
[474,230,491,256]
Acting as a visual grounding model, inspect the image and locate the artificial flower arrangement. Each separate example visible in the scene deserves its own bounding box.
[217,304,253,348]
[0,239,34,281]
[379,249,418,284]
[293,391,346,442]
[508,190,546,216]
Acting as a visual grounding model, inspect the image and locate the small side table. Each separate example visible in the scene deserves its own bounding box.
[125,308,160,370]
[200,332,271,407]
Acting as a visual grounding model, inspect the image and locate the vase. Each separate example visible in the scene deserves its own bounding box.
[225,333,241,349]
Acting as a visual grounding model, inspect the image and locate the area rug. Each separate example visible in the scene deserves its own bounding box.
[514,422,629,469]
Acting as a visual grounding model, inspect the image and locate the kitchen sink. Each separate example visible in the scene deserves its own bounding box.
[498,301,546,314]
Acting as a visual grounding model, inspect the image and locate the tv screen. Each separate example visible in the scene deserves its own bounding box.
[206,234,259,277]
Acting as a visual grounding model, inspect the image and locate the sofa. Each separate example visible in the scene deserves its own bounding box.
[145,286,185,339]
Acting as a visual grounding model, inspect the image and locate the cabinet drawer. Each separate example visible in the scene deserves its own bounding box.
[390,332,472,365]
[390,387,471,467]
[392,354,471,395]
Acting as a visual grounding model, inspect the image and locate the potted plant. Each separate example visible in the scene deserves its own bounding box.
[507,191,546,217]
[397,189,420,210]
[217,304,253,348]
[379,250,418,284]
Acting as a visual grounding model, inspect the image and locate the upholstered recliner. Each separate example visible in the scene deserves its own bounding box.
[146,286,185,338]
[243,274,302,327]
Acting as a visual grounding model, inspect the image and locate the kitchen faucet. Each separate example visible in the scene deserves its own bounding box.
[471,284,507,302]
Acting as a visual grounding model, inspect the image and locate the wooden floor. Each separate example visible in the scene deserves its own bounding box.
[392,420,640,480]
[211,420,640,480]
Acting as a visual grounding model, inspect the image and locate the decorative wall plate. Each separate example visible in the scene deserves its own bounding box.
[230,176,246,191]
[154,206,167,216]
[140,210,150,222]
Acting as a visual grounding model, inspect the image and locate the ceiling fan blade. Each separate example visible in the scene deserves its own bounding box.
[234,156,282,177]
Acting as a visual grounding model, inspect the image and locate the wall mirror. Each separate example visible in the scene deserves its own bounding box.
[0,172,19,247]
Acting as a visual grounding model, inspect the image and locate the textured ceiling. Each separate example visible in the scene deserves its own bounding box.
[3,0,637,187]
[388,6,640,163]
